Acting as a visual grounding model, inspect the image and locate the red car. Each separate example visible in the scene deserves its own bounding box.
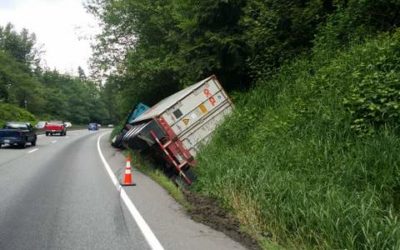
[44,121,67,136]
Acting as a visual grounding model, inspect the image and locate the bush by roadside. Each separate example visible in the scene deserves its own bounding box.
[0,103,37,127]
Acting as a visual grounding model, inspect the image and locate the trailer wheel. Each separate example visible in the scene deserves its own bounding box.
[183,168,197,183]
[111,132,125,149]
[173,176,188,189]
[174,168,197,189]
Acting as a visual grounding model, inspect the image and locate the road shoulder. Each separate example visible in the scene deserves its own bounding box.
[98,131,248,250]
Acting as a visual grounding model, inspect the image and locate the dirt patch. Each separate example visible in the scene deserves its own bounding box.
[183,191,261,250]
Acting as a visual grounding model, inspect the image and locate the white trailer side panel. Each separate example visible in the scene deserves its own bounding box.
[159,77,233,156]
[182,103,233,157]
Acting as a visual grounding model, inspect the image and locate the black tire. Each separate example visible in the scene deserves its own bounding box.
[45,132,49,136]
[174,168,197,189]
[183,167,197,182]
[31,140,36,146]
[18,142,26,148]
[111,133,125,149]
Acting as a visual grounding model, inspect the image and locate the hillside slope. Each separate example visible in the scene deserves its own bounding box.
[193,31,400,249]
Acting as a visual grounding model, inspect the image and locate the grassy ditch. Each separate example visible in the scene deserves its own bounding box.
[123,148,268,250]
[108,123,268,249]
[191,32,400,249]
[124,148,189,208]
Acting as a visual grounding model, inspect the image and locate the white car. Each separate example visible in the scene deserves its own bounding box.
[35,121,47,129]
[64,122,72,128]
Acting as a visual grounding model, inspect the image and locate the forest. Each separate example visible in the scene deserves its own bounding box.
[0,23,113,126]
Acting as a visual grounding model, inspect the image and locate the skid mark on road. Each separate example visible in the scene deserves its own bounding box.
[97,132,164,250]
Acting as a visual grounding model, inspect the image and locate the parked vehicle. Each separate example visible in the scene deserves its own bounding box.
[88,123,99,131]
[122,75,233,185]
[35,121,47,129]
[0,122,37,148]
[64,122,72,128]
[44,121,67,136]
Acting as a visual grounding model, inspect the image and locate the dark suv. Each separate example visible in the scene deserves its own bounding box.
[0,122,37,148]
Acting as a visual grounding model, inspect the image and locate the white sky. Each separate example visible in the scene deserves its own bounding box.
[0,0,99,75]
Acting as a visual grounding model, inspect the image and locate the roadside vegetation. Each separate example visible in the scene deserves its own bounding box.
[129,149,189,207]
[0,103,36,127]
[0,23,114,125]
[194,32,400,249]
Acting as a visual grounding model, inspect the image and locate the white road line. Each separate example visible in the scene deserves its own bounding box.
[97,133,164,250]
[28,149,39,154]
[51,140,57,144]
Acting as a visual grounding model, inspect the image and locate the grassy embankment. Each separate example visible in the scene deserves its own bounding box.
[192,31,400,249]
[0,103,37,127]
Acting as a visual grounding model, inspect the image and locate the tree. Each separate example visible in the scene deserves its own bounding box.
[78,66,87,81]
[0,23,42,71]
[0,50,45,113]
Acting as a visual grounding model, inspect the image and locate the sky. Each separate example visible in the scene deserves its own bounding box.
[0,0,100,75]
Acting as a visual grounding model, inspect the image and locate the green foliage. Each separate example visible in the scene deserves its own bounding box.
[39,69,111,124]
[0,23,113,125]
[0,103,36,127]
[0,50,45,113]
[0,23,41,68]
[341,34,400,134]
[193,31,400,249]
[315,0,400,51]
[241,0,335,80]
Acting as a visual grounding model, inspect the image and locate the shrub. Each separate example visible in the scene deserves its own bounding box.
[0,103,36,127]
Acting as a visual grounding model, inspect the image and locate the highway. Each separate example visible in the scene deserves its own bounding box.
[0,129,246,250]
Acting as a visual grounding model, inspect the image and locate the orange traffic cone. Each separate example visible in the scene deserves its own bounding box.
[121,155,136,186]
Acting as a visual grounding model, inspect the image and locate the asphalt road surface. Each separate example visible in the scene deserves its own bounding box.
[0,129,246,250]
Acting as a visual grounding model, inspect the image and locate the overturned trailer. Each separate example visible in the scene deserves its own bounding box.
[122,75,234,184]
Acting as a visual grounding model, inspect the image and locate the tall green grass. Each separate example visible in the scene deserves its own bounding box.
[193,31,400,249]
